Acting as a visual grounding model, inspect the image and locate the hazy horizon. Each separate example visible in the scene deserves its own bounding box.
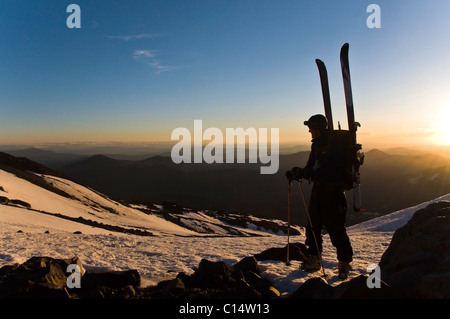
[1,139,449,158]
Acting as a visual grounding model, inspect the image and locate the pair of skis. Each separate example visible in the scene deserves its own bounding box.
[316,43,364,211]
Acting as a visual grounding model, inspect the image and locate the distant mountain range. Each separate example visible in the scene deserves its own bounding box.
[2,146,450,226]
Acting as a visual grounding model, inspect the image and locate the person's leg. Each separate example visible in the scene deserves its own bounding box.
[322,189,353,263]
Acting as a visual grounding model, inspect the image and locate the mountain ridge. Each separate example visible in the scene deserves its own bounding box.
[59,148,450,226]
[2,148,450,227]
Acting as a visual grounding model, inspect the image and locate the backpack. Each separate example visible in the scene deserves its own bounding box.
[324,130,362,191]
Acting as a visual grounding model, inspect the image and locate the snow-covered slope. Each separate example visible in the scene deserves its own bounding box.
[1,169,291,237]
[1,167,449,294]
[0,169,200,236]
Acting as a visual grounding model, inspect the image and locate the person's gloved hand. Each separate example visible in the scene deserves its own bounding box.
[291,167,304,180]
[286,167,304,183]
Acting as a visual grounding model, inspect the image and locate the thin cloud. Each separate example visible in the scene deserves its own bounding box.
[106,33,169,41]
[133,50,157,59]
[106,33,179,74]
[133,50,175,74]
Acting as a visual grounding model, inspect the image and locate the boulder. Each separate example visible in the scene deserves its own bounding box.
[0,256,83,299]
[82,269,140,291]
[379,201,450,298]
[291,274,401,299]
[188,259,236,289]
[291,277,333,299]
[0,196,9,205]
[145,256,280,299]
[254,242,308,263]
[291,201,450,299]
[0,256,141,299]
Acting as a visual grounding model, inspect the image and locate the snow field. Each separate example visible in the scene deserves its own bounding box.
[1,167,449,294]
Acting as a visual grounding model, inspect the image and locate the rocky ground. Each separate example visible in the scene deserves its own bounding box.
[0,201,448,300]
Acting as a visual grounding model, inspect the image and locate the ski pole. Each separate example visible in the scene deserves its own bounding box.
[297,181,327,278]
[286,180,291,266]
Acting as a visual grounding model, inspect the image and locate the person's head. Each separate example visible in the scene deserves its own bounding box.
[304,114,328,139]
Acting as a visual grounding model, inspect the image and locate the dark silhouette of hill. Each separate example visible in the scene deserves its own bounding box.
[0,152,72,199]
[1,147,87,169]
[358,149,450,218]
[0,147,164,169]
[0,152,67,178]
[59,148,450,226]
[61,153,291,219]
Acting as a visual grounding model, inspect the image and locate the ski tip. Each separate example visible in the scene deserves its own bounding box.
[341,43,350,56]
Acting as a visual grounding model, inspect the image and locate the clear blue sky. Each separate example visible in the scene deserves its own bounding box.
[2,0,450,148]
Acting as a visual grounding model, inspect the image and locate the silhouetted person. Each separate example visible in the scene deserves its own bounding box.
[286,114,353,279]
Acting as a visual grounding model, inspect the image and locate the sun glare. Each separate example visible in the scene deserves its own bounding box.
[433,107,450,145]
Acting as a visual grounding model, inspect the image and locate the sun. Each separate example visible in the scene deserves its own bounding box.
[432,107,450,145]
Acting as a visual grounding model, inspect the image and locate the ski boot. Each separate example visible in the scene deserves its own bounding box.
[300,255,321,271]
[338,261,352,279]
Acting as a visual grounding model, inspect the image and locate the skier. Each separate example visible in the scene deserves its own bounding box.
[286,114,353,279]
